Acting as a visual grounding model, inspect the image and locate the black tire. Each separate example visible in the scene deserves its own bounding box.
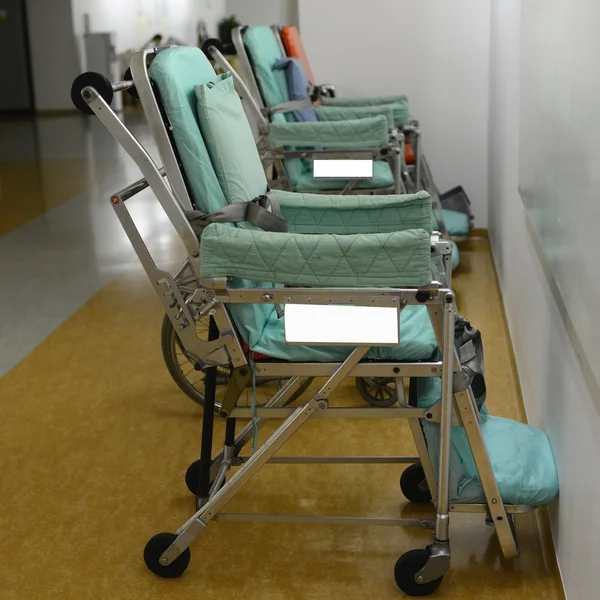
[394,549,444,596]
[144,533,191,578]
[185,458,226,497]
[400,463,432,504]
[162,313,313,408]
[355,377,398,407]
[161,313,231,408]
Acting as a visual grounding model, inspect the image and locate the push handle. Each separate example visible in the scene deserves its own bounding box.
[71,71,134,114]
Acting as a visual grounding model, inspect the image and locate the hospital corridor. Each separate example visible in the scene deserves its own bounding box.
[0,1,595,599]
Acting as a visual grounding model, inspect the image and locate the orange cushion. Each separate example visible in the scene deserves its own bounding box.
[281,26,315,86]
[405,142,415,165]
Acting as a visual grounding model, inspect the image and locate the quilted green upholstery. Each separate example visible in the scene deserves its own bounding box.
[269,115,389,148]
[201,223,432,287]
[292,160,394,192]
[314,104,396,129]
[275,190,433,234]
[322,95,411,126]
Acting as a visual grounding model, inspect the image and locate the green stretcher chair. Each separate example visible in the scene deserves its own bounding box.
[70,45,558,596]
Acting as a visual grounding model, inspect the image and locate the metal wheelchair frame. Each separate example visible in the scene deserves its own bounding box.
[75,46,531,594]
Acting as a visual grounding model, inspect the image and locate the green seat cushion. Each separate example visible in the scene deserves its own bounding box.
[443,209,470,237]
[195,72,267,209]
[291,159,394,192]
[148,47,227,214]
[201,223,432,288]
[451,241,460,270]
[243,25,290,108]
[417,377,559,505]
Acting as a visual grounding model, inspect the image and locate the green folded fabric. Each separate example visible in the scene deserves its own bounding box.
[322,95,411,126]
[269,115,389,148]
[314,104,396,129]
[201,223,432,287]
[275,189,432,234]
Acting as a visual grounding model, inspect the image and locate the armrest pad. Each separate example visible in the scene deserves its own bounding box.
[268,115,388,148]
[314,104,395,129]
[322,95,410,126]
[274,190,433,235]
[201,223,432,287]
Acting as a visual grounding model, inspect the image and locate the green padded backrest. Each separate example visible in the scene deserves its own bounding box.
[242,26,291,110]
[148,47,227,214]
[148,46,275,346]
[242,26,308,187]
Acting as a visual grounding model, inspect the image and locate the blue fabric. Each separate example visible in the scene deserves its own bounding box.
[273,57,317,122]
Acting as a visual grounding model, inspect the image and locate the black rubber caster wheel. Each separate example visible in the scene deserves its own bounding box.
[394,549,444,596]
[400,463,432,504]
[185,459,225,497]
[355,377,398,407]
[71,71,114,114]
[144,533,190,578]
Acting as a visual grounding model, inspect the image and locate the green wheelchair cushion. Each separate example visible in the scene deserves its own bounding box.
[275,189,433,234]
[443,209,470,237]
[243,26,290,108]
[290,159,394,192]
[450,241,460,270]
[269,116,389,148]
[201,223,432,287]
[148,47,227,214]
[417,377,559,506]
[314,104,396,130]
[195,72,267,206]
[250,304,437,363]
[322,95,411,126]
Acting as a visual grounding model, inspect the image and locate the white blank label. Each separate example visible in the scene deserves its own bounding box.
[313,159,374,179]
[284,304,399,346]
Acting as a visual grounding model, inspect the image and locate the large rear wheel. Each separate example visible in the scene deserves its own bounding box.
[161,314,313,408]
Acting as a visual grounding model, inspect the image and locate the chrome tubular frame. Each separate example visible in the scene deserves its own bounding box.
[78,48,525,583]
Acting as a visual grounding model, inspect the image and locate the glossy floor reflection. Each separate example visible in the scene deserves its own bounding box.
[0,230,565,598]
[0,113,185,375]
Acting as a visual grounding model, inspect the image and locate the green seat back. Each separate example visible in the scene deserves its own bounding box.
[148,46,274,346]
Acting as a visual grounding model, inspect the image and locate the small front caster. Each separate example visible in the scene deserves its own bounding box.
[185,459,225,497]
[144,533,190,578]
[394,549,444,596]
[400,463,432,504]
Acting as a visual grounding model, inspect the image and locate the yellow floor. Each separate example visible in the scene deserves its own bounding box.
[0,158,121,235]
[0,238,564,599]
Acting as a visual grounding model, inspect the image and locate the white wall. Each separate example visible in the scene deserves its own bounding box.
[225,0,298,27]
[489,1,598,598]
[71,0,226,54]
[26,0,81,111]
[299,0,491,227]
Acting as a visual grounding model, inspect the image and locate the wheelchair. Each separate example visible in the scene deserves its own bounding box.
[71,45,558,596]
